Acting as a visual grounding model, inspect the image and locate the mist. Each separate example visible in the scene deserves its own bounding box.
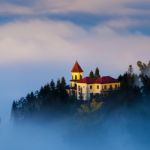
[1,96,150,150]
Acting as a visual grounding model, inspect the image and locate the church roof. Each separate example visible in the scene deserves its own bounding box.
[95,76,118,84]
[78,76,118,84]
[78,77,96,84]
[71,61,83,73]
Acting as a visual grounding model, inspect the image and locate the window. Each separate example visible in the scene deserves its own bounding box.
[90,85,92,90]
[115,84,118,89]
[104,85,107,90]
[97,85,99,89]
[75,84,77,88]
[110,85,113,90]
[72,75,73,80]
[80,75,82,79]
[75,75,77,80]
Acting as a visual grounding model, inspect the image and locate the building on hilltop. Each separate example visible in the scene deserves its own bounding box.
[69,61,120,101]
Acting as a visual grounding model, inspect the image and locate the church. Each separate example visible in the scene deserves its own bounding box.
[70,61,120,100]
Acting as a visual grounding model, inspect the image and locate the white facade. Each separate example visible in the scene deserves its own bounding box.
[77,82,120,100]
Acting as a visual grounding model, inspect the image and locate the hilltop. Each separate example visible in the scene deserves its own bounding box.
[11,61,150,122]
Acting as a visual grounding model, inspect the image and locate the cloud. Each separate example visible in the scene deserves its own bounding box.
[0,0,150,16]
[0,19,150,74]
[104,18,145,29]
[0,3,33,15]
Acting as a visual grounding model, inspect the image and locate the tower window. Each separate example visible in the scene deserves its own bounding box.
[75,75,77,80]
[80,75,82,80]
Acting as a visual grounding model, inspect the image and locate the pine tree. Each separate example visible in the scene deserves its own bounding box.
[60,77,66,89]
[95,67,100,78]
[128,65,134,75]
[60,77,68,101]
[50,80,55,91]
[11,101,17,118]
[89,70,95,78]
[56,79,61,95]
[140,75,150,96]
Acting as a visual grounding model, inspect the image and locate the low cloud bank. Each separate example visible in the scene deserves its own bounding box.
[1,97,150,150]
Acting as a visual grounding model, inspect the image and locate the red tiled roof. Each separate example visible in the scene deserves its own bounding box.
[78,77,96,84]
[78,76,118,84]
[71,61,83,72]
[95,76,118,84]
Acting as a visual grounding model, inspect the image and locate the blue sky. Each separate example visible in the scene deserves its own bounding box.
[0,0,150,120]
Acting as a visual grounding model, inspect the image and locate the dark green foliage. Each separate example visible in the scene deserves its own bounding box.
[117,66,142,105]
[11,61,150,122]
[140,75,150,96]
[137,61,150,97]
[89,70,95,78]
[11,77,77,121]
[89,68,100,78]
[128,65,134,75]
[95,67,100,78]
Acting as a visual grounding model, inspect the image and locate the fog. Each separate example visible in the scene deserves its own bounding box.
[0,97,150,150]
[1,61,149,150]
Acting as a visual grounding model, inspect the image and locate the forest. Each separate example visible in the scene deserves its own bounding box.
[11,61,150,122]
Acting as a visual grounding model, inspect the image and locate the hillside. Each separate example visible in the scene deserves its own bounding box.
[11,61,150,122]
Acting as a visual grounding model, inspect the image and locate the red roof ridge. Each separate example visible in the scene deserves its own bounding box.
[78,76,119,84]
[71,61,83,73]
[95,76,118,84]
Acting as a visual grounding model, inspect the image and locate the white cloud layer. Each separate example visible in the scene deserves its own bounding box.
[0,0,150,16]
[0,19,150,73]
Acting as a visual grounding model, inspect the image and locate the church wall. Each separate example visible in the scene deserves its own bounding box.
[76,82,120,100]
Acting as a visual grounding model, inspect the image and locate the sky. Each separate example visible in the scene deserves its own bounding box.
[0,0,150,121]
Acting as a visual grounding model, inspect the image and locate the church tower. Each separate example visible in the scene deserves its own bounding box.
[70,61,84,89]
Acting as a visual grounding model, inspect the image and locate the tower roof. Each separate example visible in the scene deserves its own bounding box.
[71,61,83,73]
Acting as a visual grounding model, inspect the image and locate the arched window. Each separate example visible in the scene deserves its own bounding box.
[110,85,113,90]
[90,85,92,90]
[75,75,77,80]
[75,84,77,89]
[80,75,82,79]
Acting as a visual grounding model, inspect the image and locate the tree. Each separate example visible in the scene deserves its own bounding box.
[140,75,150,96]
[89,70,95,78]
[60,77,68,102]
[137,61,147,73]
[128,65,134,75]
[11,101,17,118]
[118,73,141,105]
[50,80,55,92]
[95,67,100,78]
[56,79,61,95]
[60,77,66,89]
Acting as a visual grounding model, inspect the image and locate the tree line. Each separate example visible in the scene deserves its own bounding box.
[11,77,77,121]
[11,61,150,121]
